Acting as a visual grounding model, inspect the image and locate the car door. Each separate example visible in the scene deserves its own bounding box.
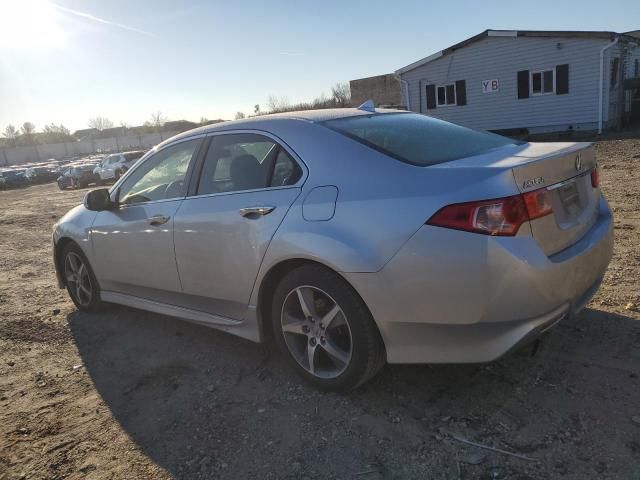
[97,156,110,178]
[91,138,202,303]
[173,132,305,320]
[106,155,121,178]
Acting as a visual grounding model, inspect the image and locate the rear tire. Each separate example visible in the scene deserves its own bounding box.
[271,265,385,391]
[61,243,104,313]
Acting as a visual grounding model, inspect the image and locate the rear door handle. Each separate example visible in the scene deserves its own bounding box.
[239,206,276,218]
[148,215,170,226]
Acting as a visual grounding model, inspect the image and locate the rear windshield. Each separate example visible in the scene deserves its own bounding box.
[323,113,521,166]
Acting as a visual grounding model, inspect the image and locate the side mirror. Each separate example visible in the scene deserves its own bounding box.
[84,188,116,211]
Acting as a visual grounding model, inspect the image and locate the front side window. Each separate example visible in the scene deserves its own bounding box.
[118,139,199,205]
[197,133,301,195]
[324,113,522,166]
[436,83,456,106]
[531,69,554,95]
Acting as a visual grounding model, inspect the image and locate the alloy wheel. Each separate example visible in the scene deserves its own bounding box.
[64,252,93,307]
[280,286,353,379]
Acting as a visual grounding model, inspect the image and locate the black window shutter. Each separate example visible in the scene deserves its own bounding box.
[425,84,437,109]
[556,64,569,95]
[455,80,467,106]
[517,70,529,99]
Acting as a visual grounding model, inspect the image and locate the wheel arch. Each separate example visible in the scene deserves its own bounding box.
[54,237,79,286]
[54,237,95,288]
[256,258,385,354]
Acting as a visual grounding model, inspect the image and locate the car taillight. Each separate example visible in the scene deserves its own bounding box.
[426,188,553,236]
[590,167,599,188]
[522,188,553,220]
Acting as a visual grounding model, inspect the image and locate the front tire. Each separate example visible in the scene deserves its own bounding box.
[271,265,385,390]
[61,243,104,313]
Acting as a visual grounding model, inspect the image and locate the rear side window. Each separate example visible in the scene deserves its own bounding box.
[197,134,302,195]
[124,152,144,161]
[323,113,520,166]
[197,134,275,195]
[271,149,302,187]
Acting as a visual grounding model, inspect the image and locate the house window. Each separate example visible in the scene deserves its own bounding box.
[436,83,456,106]
[531,69,554,95]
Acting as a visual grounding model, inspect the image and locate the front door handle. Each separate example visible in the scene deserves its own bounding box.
[148,215,170,226]
[239,206,276,218]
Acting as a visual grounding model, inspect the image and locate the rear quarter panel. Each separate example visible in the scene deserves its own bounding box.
[249,120,522,306]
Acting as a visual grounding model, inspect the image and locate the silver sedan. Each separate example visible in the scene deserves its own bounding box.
[53,108,613,390]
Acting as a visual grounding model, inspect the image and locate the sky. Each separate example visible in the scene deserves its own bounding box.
[0,0,638,133]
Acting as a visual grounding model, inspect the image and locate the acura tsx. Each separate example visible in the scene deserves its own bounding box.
[53,107,613,390]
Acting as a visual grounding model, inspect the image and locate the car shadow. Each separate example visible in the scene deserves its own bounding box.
[68,306,640,478]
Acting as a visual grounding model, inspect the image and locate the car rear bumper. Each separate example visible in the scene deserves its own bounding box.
[97,170,115,180]
[344,195,614,364]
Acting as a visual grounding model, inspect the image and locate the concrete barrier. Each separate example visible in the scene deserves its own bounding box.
[0,131,180,166]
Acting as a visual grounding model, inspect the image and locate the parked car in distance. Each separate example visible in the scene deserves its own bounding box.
[53,108,614,390]
[0,168,30,188]
[57,163,101,189]
[93,151,146,183]
[25,165,59,184]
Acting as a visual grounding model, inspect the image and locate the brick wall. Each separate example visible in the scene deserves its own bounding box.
[350,74,402,107]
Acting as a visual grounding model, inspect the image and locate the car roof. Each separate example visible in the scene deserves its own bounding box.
[156,108,407,150]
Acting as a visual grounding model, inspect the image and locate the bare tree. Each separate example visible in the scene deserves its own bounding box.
[2,124,18,139]
[331,82,351,107]
[2,124,19,147]
[21,122,36,136]
[199,116,209,125]
[312,92,329,108]
[267,96,290,113]
[88,116,114,131]
[42,123,70,136]
[41,123,73,143]
[234,112,246,120]
[149,111,167,129]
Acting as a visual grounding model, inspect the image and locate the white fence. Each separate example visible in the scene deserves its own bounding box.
[0,131,180,166]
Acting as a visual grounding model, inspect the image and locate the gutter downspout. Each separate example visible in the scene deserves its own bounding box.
[394,73,410,110]
[598,36,619,134]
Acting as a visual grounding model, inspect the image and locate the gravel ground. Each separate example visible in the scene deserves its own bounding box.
[0,138,639,480]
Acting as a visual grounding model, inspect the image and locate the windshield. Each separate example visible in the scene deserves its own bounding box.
[323,113,522,166]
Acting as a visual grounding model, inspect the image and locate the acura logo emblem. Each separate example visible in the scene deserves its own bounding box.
[575,154,582,171]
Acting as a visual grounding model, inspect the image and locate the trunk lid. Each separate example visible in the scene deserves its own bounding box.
[436,141,600,256]
[510,142,599,256]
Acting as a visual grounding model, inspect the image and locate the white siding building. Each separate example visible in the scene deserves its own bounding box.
[396,30,640,134]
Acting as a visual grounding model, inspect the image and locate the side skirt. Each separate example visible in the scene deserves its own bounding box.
[100,291,262,342]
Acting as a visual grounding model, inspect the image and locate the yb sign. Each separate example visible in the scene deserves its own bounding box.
[482,79,499,94]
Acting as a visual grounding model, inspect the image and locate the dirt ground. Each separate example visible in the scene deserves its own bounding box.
[1,138,639,480]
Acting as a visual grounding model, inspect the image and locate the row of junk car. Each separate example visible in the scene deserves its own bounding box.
[0,150,146,190]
